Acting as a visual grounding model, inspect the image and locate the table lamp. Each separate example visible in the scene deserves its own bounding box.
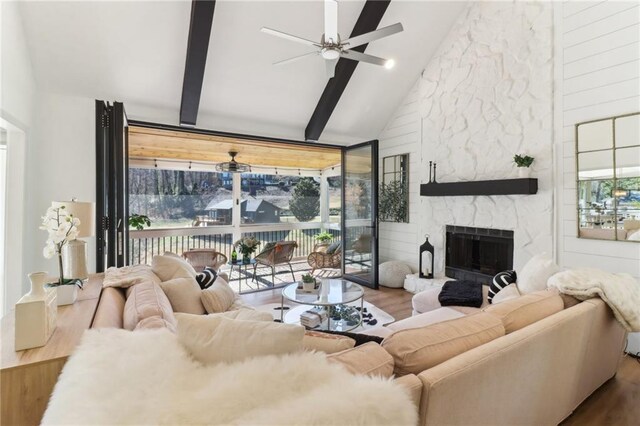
[52,200,95,280]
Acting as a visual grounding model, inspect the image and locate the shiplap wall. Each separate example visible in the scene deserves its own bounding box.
[555,1,640,278]
[378,83,421,271]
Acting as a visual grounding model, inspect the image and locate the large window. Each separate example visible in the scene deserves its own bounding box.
[129,168,232,228]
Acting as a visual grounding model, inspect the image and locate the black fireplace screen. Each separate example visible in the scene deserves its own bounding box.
[445,226,514,283]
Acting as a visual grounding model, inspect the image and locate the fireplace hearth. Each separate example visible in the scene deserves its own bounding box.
[445,225,514,284]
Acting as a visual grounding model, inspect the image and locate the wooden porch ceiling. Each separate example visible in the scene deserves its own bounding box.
[128,126,342,170]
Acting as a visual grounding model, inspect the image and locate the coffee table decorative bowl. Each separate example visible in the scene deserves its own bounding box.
[281,279,364,332]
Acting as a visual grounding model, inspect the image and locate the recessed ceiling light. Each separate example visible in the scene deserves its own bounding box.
[385,59,396,69]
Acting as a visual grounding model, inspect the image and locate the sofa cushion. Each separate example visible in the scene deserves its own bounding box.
[159,277,206,315]
[382,312,505,376]
[387,307,466,332]
[211,309,273,322]
[200,277,236,314]
[152,254,197,281]
[491,283,521,304]
[517,253,560,294]
[123,281,176,332]
[483,289,564,333]
[103,264,161,289]
[175,313,305,364]
[134,316,176,331]
[92,287,126,329]
[303,331,356,354]
[326,342,394,378]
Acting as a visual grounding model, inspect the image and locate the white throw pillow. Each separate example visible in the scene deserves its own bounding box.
[151,254,197,281]
[175,313,305,364]
[517,253,561,294]
[159,277,206,314]
[200,277,236,314]
[491,283,521,304]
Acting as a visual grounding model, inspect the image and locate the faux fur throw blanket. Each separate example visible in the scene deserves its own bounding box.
[548,268,640,332]
[43,329,416,425]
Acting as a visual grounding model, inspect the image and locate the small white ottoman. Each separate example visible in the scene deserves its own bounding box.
[378,261,412,288]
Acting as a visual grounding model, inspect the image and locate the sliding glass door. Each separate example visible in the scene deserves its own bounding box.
[342,141,379,289]
[96,101,129,271]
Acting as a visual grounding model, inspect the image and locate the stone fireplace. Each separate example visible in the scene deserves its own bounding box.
[445,225,514,284]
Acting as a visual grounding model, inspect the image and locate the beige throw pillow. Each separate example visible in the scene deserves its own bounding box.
[326,342,394,378]
[123,281,176,332]
[159,277,206,315]
[175,313,305,364]
[517,253,561,294]
[151,254,197,281]
[201,277,236,314]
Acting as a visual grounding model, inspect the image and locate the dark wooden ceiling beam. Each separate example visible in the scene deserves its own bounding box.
[179,0,216,127]
[304,0,391,142]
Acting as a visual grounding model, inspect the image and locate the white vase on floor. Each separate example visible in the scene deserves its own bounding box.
[518,167,531,178]
[56,284,78,306]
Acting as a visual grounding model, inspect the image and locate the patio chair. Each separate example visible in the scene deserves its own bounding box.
[182,249,228,272]
[307,242,341,274]
[252,241,298,285]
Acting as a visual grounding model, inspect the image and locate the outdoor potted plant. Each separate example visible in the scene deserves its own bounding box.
[234,236,261,263]
[313,231,333,252]
[40,205,83,305]
[128,213,151,230]
[301,273,317,291]
[514,154,534,178]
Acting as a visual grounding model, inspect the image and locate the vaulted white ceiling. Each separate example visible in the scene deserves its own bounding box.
[19,1,464,144]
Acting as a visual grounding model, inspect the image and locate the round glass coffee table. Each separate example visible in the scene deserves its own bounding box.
[280,279,364,332]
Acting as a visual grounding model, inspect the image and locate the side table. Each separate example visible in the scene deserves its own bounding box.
[1,274,104,425]
[227,259,257,293]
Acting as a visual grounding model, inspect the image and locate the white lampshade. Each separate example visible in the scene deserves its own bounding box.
[52,200,95,238]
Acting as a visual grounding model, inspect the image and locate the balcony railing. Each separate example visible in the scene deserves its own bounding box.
[129,223,341,266]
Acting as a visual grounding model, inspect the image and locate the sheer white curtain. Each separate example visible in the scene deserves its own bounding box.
[0,134,7,315]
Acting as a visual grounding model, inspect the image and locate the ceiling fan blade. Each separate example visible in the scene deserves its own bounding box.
[261,27,320,47]
[273,51,319,66]
[342,23,403,49]
[340,50,387,67]
[324,0,338,43]
[325,58,338,78]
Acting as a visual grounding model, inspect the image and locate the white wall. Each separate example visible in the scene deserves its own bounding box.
[22,93,96,293]
[378,83,422,270]
[0,1,37,310]
[379,1,554,274]
[554,1,640,279]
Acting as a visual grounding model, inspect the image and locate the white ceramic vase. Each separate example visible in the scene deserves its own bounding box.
[56,284,78,306]
[25,272,48,301]
[302,280,316,291]
[518,167,530,178]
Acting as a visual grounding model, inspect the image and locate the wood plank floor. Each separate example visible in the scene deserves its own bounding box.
[241,286,640,425]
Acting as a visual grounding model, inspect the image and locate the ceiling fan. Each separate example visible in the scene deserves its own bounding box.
[261,0,403,78]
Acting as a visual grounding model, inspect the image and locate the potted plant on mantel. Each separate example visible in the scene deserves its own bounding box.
[514,154,534,178]
[40,205,83,305]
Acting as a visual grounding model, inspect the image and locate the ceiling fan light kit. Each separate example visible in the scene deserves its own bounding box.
[215,151,251,174]
[261,0,403,78]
